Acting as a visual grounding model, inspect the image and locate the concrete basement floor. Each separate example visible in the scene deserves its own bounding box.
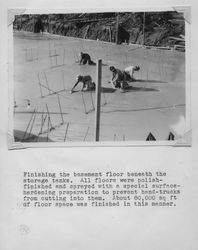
[13,31,186,143]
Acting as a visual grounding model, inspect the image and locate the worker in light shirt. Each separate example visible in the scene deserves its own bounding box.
[124,65,140,81]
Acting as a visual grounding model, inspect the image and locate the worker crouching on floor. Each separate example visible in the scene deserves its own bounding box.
[109,66,129,90]
[79,52,96,65]
[70,75,96,93]
[124,65,140,81]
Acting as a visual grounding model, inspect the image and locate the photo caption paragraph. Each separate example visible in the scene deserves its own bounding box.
[23,171,181,208]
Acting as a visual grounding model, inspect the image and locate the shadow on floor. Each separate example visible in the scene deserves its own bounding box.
[123,86,159,92]
[81,87,116,93]
[102,103,185,114]
[134,79,167,84]
[101,87,117,93]
[76,62,108,66]
[70,86,157,94]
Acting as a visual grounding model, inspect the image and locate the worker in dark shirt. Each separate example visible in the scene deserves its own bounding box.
[79,52,96,65]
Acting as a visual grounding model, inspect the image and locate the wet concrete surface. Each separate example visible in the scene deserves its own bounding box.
[13,31,185,142]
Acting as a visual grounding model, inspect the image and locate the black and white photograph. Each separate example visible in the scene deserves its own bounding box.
[1,2,198,250]
[12,10,187,143]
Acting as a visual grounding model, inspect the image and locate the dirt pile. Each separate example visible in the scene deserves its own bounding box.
[14,12,185,47]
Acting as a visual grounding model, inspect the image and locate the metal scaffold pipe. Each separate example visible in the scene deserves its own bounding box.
[94,59,102,142]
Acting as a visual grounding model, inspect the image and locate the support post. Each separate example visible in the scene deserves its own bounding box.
[27,111,37,140]
[62,69,65,90]
[57,94,64,124]
[146,66,149,81]
[44,72,51,95]
[36,48,39,60]
[81,92,87,114]
[46,104,53,129]
[48,15,50,33]
[142,12,146,46]
[55,49,58,66]
[109,27,111,43]
[64,122,69,142]
[102,92,107,105]
[83,126,90,141]
[20,15,22,30]
[46,115,50,142]
[37,73,43,98]
[63,48,65,65]
[36,113,47,142]
[94,59,102,141]
[25,48,28,61]
[49,41,51,57]
[31,48,33,61]
[22,109,36,141]
[33,15,35,33]
[115,13,119,44]
[90,91,95,111]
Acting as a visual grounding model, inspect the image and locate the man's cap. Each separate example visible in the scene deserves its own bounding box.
[76,75,82,80]
[135,65,140,71]
[109,66,116,71]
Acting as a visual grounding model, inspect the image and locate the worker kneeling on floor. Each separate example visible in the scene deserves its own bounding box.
[79,52,96,65]
[70,75,96,93]
[109,66,129,91]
